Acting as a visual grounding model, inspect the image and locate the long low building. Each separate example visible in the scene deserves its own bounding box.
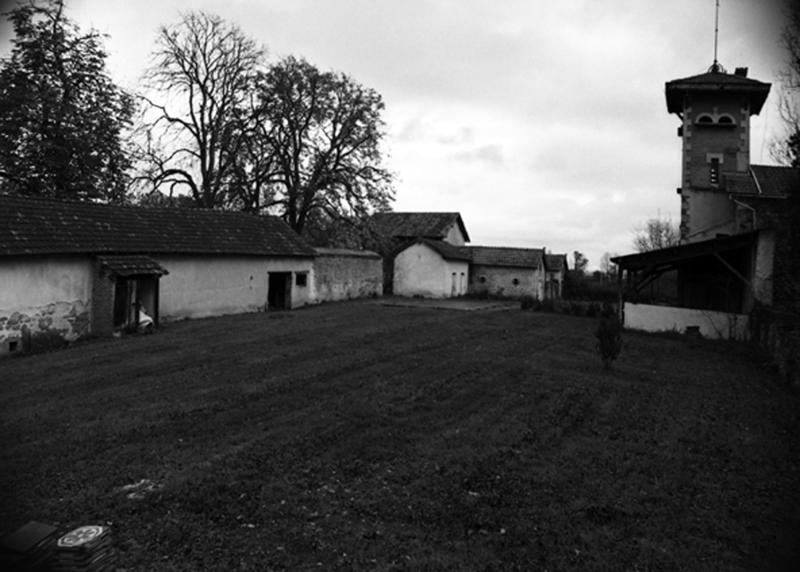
[0,194,380,354]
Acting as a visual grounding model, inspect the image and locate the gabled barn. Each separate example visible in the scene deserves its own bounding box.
[0,194,316,353]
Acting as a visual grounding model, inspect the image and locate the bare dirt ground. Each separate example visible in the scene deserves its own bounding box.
[1,301,798,571]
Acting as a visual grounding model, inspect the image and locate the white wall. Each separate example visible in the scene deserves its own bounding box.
[0,256,93,349]
[155,255,314,319]
[393,244,468,298]
[444,222,467,246]
[624,302,749,340]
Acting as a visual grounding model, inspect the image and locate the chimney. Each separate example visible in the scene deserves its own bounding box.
[734,67,748,77]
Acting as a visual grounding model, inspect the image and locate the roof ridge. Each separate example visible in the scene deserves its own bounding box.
[0,193,281,219]
[470,245,544,251]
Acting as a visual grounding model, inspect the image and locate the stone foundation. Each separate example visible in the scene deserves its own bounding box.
[0,300,90,355]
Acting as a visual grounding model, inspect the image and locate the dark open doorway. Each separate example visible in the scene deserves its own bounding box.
[268,272,292,310]
[113,275,160,331]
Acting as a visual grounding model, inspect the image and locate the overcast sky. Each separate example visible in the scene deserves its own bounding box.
[0,0,791,268]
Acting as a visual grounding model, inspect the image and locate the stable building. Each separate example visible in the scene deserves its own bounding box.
[0,194,316,353]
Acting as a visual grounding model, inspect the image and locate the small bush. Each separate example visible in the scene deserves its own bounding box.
[520,295,536,310]
[595,316,623,370]
[475,289,489,300]
[540,298,555,313]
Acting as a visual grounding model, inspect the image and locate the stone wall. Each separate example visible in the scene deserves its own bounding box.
[312,249,382,303]
[470,265,543,300]
[0,301,91,354]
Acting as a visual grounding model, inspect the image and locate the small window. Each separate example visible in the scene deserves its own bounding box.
[709,158,720,187]
[295,273,308,287]
[512,278,520,286]
[696,114,714,124]
[717,115,735,125]
[479,276,487,283]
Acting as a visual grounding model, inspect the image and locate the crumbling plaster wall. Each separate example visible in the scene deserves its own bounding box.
[0,256,92,352]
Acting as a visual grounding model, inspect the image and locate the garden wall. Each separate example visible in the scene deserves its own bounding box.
[623,302,749,340]
[312,248,382,303]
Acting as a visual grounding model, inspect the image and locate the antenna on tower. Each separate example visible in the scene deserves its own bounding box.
[709,0,726,73]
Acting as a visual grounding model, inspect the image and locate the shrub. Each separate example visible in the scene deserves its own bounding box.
[475,289,489,300]
[571,301,586,317]
[520,295,536,310]
[595,315,623,370]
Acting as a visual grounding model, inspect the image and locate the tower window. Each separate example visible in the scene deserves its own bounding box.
[709,158,720,187]
[696,114,714,124]
[717,115,735,125]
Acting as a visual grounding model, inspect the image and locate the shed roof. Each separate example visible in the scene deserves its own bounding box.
[97,255,169,277]
[370,212,470,243]
[749,165,800,197]
[611,232,758,272]
[469,246,543,269]
[0,194,315,257]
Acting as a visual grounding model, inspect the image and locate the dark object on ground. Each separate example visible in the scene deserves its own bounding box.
[0,520,58,571]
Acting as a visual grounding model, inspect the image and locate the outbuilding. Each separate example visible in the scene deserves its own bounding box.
[0,194,315,353]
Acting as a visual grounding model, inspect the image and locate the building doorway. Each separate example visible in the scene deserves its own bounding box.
[268,272,292,310]
[113,275,160,331]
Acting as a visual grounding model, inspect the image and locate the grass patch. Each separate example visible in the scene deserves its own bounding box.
[1,302,798,570]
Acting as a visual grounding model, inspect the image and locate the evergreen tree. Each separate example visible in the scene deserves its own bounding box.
[0,0,133,201]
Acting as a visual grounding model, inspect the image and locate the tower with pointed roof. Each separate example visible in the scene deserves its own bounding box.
[666,64,770,242]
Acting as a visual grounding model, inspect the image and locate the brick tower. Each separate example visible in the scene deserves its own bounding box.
[665,64,770,243]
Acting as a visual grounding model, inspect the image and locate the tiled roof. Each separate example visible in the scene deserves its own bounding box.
[0,194,315,257]
[665,70,770,115]
[417,239,472,262]
[370,212,470,243]
[544,254,568,272]
[314,247,381,259]
[750,165,800,197]
[469,246,543,269]
[97,255,169,276]
[724,172,758,195]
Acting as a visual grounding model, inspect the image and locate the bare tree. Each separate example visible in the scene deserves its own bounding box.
[599,252,618,281]
[135,12,263,208]
[633,217,680,252]
[256,56,394,236]
[770,1,800,167]
[572,251,588,274]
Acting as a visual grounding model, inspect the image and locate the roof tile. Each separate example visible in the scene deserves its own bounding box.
[0,194,315,257]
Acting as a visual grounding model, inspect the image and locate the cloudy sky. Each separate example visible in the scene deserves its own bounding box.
[0,0,791,268]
